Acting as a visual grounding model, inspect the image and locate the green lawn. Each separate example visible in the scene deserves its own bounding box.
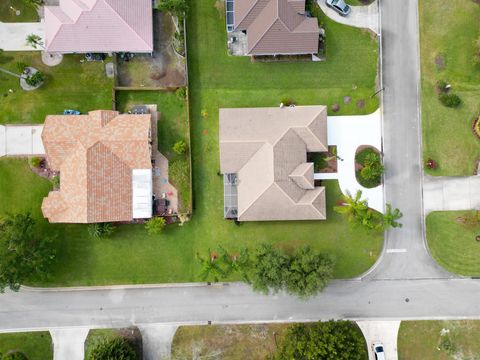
[346,0,374,5]
[0,53,113,124]
[420,0,480,176]
[0,0,38,22]
[398,320,480,360]
[0,0,381,287]
[115,90,192,212]
[0,332,53,360]
[426,211,480,276]
[171,324,291,359]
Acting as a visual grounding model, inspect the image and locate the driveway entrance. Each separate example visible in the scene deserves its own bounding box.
[0,21,45,51]
[0,125,45,157]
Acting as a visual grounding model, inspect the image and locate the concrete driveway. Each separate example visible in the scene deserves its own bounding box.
[315,109,384,213]
[318,0,379,34]
[139,324,178,360]
[423,175,480,214]
[50,328,89,360]
[0,21,45,51]
[357,321,400,360]
[0,125,45,157]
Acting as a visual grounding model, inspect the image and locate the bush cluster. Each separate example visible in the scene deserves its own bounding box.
[355,148,384,188]
[436,80,461,108]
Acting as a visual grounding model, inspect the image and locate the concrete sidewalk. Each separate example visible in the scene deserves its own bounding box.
[139,324,178,360]
[318,0,379,34]
[423,175,480,213]
[0,21,45,51]
[0,125,45,157]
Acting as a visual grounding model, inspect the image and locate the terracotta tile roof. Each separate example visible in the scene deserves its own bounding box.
[234,0,319,55]
[41,110,152,223]
[45,0,153,53]
[219,106,328,221]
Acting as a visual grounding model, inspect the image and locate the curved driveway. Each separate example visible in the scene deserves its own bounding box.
[317,0,379,34]
[1,0,478,336]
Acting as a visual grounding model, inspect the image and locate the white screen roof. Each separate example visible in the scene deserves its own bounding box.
[132,169,153,219]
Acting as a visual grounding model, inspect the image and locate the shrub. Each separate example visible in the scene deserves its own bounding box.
[145,217,166,235]
[51,175,60,189]
[88,223,115,240]
[88,337,137,360]
[435,79,447,94]
[175,87,187,100]
[28,156,42,168]
[473,116,480,139]
[25,71,44,87]
[439,336,456,356]
[16,62,28,73]
[439,93,461,108]
[156,0,188,16]
[1,351,28,360]
[172,140,187,155]
[425,158,438,170]
[356,148,383,188]
[280,98,296,106]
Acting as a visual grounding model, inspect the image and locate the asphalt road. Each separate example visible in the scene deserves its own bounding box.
[0,0,477,333]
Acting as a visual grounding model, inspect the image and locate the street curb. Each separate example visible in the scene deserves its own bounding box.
[20,282,225,292]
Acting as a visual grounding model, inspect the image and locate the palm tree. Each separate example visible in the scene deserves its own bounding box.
[196,249,225,282]
[25,34,44,49]
[22,0,43,7]
[382,204,403,230]
[334,190,369,223]
[219,246,251,283]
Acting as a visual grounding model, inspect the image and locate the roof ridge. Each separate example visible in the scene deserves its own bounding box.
[247,1,280,53]
[103,0,152,50]
[236,0,265,30]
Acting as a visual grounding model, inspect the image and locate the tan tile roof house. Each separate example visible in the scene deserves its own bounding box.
[230,0,320,55]
[41,110,153,223]
[219,105,328,221]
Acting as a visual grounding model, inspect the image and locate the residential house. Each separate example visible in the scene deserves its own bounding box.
[41,110,153,223]
[219,105,328,221]
[226,0,320,56]
[44,0,153,53]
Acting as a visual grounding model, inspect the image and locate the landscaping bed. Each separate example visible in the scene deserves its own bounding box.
[398,320,480,360]
[426,210,480,276]
[0,332,53,360]
[355,146,383,188]
[420,0,480,176]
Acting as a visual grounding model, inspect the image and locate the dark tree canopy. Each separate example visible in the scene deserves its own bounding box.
[88,337,137,360]
[0,212,55,292]
[273,321,368,360]
[250,243,288,293]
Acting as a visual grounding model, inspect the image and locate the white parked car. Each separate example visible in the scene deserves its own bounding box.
[373,342,386,360]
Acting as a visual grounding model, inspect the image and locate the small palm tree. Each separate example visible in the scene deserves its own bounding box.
[334,190,369,223]
[25,34,44,49]
[196,249,225,282]
[382,204,403,230]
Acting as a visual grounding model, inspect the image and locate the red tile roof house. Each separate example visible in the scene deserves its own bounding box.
[226,0,320,56]
[41,110,154,223]
[44,0,153,53]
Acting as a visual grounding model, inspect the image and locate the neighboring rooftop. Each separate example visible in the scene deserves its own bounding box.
[219,105,328,221]
[45,0,153,53]
[231,0,319,55]
[41,110,153,223]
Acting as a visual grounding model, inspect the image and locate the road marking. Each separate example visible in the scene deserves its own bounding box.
[386,248,407,253]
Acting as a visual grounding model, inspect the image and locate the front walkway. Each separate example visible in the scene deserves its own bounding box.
[423,175,480,214]
[315,109,384,213]
[138,324,178,360]
[317,0,379,35]
[50,328,89,360]
[0,125,45,157]
[0,21,45,51]
[357,321,400,360]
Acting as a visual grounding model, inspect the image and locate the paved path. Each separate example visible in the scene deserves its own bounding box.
[138,324,178,360]
[0,125,45,157]
[357,321,400,360]
[423,175,480,214]
[0,21,45,51]
[367,0,451,280]
[317,0,379,34]
[50,328,89,360]
[317,110,384,213]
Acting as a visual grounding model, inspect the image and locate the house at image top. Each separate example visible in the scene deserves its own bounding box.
[219,105,328,221]
[226,0,320,55]
[41,110,153,224]
[44,0,153,53]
